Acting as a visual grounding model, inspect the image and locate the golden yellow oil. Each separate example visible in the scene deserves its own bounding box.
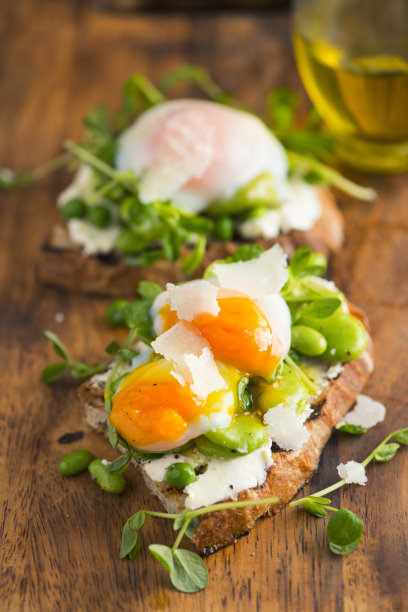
[293,32,408,172]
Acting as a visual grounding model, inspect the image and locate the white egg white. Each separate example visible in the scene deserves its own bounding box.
[116,99,289,213]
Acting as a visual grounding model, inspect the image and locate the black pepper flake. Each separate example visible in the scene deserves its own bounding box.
[174,454,179,459]
[229,484,234,489]
[58,431,84,444]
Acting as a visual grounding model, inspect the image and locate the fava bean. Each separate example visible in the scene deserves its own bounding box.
[291,325,327,356]
[195,435,247,459]
[204,414,268,454]
[59,449,94,476]
[309,311,367,362]
[254,362,309,416]
[88,459,127,494]
[166,462,196,489]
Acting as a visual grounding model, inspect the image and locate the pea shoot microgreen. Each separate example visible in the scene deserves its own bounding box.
[41,331,108,383]
[120,496,279,593]
[116,426,407,592]
[289,426,408,554]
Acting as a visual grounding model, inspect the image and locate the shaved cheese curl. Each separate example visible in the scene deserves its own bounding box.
[151,321,225,399]
[166,279,220,321]
[213,244,288,299]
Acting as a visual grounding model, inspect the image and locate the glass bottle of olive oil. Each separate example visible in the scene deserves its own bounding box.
[293,1,408,173]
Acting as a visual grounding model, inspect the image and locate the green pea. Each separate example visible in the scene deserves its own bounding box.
[213,217,234,241]
[59,449,94,476]
[195,436,247,459]
[88,459,127,494]
[204,414,268,454]
[60,198,87,220]
[105,299,128,326]
[291,325,328,356]
[87,204,111,228]
[309,311,367,362]
[165,462,196,489]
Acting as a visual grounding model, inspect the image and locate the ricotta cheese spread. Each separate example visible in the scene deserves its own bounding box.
[238,181,322,240]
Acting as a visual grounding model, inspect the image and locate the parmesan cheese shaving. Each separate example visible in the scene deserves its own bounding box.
[341,395,386,429]
[166,279,220,321]
[184,348,226,399]
[263,405,310,451]
[337,461,367,485]
[151,321,225,399]
[212,244,288,299]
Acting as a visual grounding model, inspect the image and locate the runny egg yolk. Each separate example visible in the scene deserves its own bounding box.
[160,294,283,377]
[110,358,239,450]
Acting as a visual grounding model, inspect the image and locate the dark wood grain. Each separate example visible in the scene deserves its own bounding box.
[0,1,407,610]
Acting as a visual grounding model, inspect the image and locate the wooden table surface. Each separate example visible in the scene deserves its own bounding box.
[1,1,407,610]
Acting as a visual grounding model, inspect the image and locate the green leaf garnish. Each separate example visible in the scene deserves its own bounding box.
[327,509,364,555]
[185,516,200,539]
[374,443,400,463]
[120,521,140,559]
[336,423,367,435]
[116,348,139,364]
[289,247,327,279]
[42,330,107,383]
[105,340,121,356]
[105,452,132,473]
[43,330,69,361]
[295,297,341,322]
[107,423,118,448]
[138,281,162,301]
[171,549,209,593]
[392,428,408,445]
[41,362,68,383]
[158,64,230,105]
[149,544,174,573]
[237,376,253,412]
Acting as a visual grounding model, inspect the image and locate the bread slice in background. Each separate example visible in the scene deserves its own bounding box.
[39,189,343,296]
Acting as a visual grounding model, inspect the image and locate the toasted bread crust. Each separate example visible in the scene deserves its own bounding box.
[78,328,373,555]
[39,189,343,296]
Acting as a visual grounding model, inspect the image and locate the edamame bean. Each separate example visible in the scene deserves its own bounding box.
[88,459,127,494]
[309,311,367,362]
[105,300,128,327]
[60,198,87,220]
[204,414,268,454]
[87,204,111,228]
[59,449,94,476]
[291,325,327,356]
[165,462,196,489]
